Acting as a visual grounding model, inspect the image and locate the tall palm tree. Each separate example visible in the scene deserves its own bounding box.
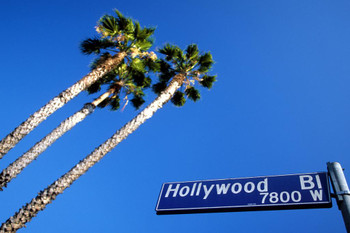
[0,44,215,232]
[0,9,155,159]
[0,53,157,191]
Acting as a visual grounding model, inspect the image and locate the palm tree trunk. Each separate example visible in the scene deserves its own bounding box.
[0,87,119,191]
[0,52,126,159]
[0,74,185,233]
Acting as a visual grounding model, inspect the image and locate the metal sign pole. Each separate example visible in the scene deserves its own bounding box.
[327,162,350,233]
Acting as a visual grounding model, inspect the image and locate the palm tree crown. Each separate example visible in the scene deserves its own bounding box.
[80,9,155,62]
[86,52,158,111]
[153,43,216,106]
[81,9,158,110]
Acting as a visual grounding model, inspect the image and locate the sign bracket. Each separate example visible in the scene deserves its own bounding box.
[327,162,350,233]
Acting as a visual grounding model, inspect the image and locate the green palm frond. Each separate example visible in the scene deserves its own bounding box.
[159,72,173,83]
[134,39,153,51]
[130,95,145,109]
[185,44,199,60]
[130,58,145,72]
[143,58,160,72]
[152,81,167,95]
[171,91,186,106]
[113,9,134,34]
[133,87,146,97]
[143,77,152,88]
[117,15,131,32]
[157,59,174,82]
[185,87,201,102]
[130,71,144,86]
[198,52,214,72]
[159,59,171,73]
[158,44,180,61]
[114,9,124,19]
[80,38,116,55]
[175,47,185,62]
[87,81,102,94]
[109,96,121,111]
[99,15,119,36]
[126,18,134,31]
[134,22,156,41]
[139,28,156,40]
[199,75,216,89]
[134,21,142,40]
[131,71,151,88]
[116,63,128,75]
[199,52,213,64]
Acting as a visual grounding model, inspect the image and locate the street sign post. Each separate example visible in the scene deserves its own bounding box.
[156,172,331,214]
[327,162,350,233]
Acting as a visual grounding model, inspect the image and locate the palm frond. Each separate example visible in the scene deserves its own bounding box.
[152,82,167,95]
[135,25,155,41]
[135,39,153,51]
[199,75,216,89]
[131,71,147,87]
[158,59,176,82]
[143,77,152,88]
[159,59,171,73]
[186,44,199,61]
[80,38,116,55]
[130,58,145,72]
[117,13,130,32]
[171,91,186,106]
[159,73,173,83]
[198,52,214,72]
[130,95,145,109]
[158,44,180,61]
[87,81,102,94]
[143,58,160,72]
[125,18,135,34]
[114,9,124,19]
[134,21,141,39]
[99,15,119,36]
[109,96,121,111]
[116,63,128,75]
[185,87,201,102]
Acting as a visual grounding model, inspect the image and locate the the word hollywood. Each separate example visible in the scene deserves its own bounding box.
[165,174,323,200]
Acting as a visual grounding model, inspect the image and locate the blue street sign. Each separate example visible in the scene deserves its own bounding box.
[156,172,332,214]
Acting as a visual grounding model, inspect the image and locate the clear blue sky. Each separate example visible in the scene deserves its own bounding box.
[0,0,349,232]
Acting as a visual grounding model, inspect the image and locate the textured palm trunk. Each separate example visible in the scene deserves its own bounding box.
[0,87,119,191]
[0,104,94,191]
[0,74,185,233]
[0,52,126,159]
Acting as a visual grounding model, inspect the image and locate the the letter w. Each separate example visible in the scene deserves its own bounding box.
[216,183,231,195]
[310,190,323,201]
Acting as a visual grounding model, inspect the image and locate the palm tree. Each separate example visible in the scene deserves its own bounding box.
[0,53,157,191]
[0,44,215,232]
[0,10,155,159]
